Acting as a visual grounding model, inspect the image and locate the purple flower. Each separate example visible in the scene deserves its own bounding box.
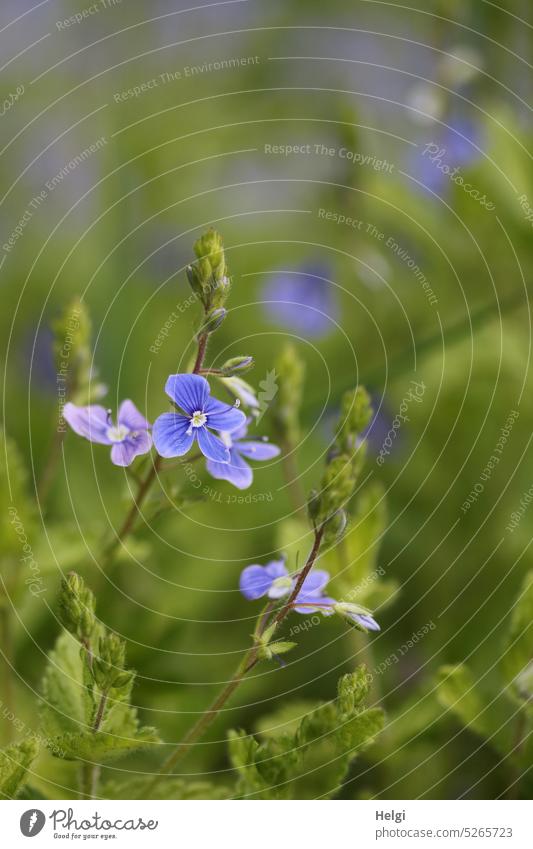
[63,400,152,467]
[152,374,246,463]
[262,264,338,338]
[239,560,380,633]
[206,420,280,490]
[240,560,330,601]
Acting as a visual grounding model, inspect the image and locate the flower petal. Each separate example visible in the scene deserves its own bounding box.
[63,403,112,445]
[206,447,252,489]
[196,426,230,463]
[236,440,281,461]
[152,413,194,457]
[293,594,336,614]
[352,613,381,632]
[239,565,272,600]
[110,431,153,467]
[300,569,330,596]
[118,399,151,431]
[265,560,288,580]
[164,373,210,415]
[205,395,247,432]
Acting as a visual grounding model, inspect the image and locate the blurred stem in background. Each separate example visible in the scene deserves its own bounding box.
[271,344,307,513]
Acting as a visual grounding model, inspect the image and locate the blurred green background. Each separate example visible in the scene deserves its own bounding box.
[1,0,532,799]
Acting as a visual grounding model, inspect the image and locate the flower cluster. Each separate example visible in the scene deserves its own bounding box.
[62,230,280,490]
[240,560,380,632]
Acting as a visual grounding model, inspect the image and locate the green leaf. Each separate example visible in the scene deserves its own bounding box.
[501,572,533,694]
[46,727,159,763]
[0,738,39,799]
[40,630,95,738]
[436,664,515,756]
[228,666,384,799]
[102,777,231,800]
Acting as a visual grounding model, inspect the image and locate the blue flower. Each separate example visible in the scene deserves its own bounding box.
[240,560,330,601]
[206,419,280,490]
[239,560,380,633]
[63,400,152,467]
[152,374,246,463]
[262,264,338,338]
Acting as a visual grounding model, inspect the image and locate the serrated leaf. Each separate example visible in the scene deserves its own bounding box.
[47,727,159,763]
[40,630,95,738]
[0,738,39,799]
[501,572,533,693]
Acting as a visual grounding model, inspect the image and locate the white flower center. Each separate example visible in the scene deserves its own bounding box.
[106,424,130,443]
[190,410,207,428]
[271,576,292,593]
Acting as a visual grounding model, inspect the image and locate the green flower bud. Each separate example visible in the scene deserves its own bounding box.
[335,386,372,453]
[185,264,205,302]
[323,509,347,544]
[221,356,254,375]
[92,633,131,691]
[58,572,95,643]
[319,455,356,521]
[307,488,322,524]
[193,229,229,308]
[198,307,227,337]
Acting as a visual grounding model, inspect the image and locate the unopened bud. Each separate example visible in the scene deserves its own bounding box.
[58,572,95,643]
[198,308,226,337]
[221,356,254,375]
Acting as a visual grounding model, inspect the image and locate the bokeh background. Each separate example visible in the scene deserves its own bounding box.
[1,0,532,799]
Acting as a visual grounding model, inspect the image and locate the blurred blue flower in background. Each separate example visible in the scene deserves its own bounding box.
[413,116,483,195]
[262,264,338,338]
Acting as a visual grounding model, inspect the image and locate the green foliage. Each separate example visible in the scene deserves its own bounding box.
[0,429,36,561]
[102,777,232,799]
[501,571,533,696]
[271,343,306,445]
[52,297,105,405]
[40,578,159,792]
[228,667,384,799]
[0,738,39,800]
[436,575,533,796]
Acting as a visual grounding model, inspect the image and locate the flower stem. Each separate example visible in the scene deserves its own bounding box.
[138,528,325,798]
[99,324,210,571]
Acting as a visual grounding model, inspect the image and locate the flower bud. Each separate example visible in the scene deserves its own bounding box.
[193,229,229,308]
[335,386,372,453]
[319,455,356,521]
[198,308,227,337]
[221,356,254,375]
[307,488,322,524]
[58,572,95,643]
[92,633,132,691]
[323,509,347,544]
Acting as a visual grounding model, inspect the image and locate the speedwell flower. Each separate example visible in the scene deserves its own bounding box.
[239,560,330,601]
[206,419,280,490]
[63,400,152,467]
[152,374,246,463]
[239,560,380,633]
